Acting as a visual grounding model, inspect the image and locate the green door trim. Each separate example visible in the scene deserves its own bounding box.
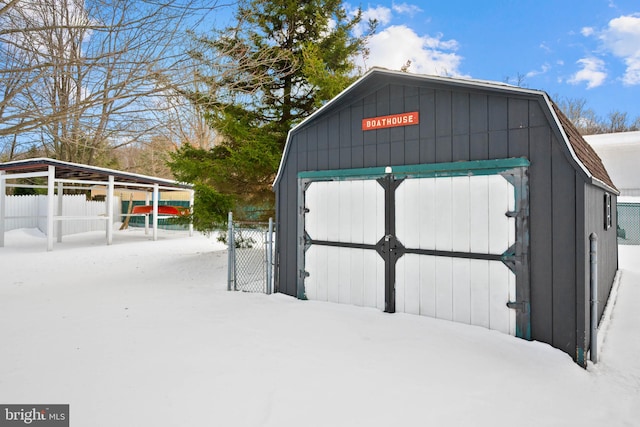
[298,157,530,181]
[297,157,531,339]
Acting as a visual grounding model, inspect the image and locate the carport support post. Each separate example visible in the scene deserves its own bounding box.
[0,171,5,248]
[46,165,55,251]
[106,175,114,245]
[56,181,64,243]
[152,183,159,241]
[188,189,194,237]
[144,192,150,235]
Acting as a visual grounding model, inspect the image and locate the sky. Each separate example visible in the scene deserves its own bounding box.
[344,0,640,121]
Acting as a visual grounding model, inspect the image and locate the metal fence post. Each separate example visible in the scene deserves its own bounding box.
[227,211,234,291]
[590,232,598,364]
[266,217,273,295]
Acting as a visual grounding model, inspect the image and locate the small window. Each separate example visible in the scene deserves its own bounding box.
[604,193,612,230]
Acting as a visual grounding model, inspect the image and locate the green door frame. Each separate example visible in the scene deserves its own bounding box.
[297,157,531,339]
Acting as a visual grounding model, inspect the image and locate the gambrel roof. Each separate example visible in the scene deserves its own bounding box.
[274,67,618,193]
[550,103,616,191]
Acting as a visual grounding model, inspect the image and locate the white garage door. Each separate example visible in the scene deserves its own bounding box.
[394,175,516,335]
[303,180,386,310]
[300,160,527,336]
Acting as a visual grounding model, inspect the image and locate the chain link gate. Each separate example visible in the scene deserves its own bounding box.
[227,212,274,293]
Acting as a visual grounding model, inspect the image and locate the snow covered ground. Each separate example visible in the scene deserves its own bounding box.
[1,228,639,426]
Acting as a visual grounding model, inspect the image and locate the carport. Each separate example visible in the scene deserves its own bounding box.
[0,158,193,250]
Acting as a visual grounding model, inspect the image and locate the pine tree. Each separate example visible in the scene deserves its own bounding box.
[169,0,375,227]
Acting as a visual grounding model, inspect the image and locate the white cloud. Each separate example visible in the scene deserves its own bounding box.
[621,60,640,85]
[352,5,393,37]
[580,14,640,86]
[568,57,607,88]
[392,2,423,17]
[599,14,640,85]
[348,3,463,77]
[363,5,393,25]
[360,25,464,77]
[601,15,640,57]
[581,27,595,37]
[526,63,550,78]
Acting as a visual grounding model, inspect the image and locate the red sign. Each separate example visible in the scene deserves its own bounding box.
[362,112,419,131]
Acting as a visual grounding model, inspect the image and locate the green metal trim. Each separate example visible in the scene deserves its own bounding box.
[391,158,530,179]
[499,166,531,341]
[298,167,388,180]
[576,347,586,367]
[298,158,533,340]
[298,158,530,181]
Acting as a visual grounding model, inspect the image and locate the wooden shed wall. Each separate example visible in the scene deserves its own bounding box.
[583,185,619,353]
[274,77,616,362]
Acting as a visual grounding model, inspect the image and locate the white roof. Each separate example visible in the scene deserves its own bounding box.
[0,157,192,190]
[584,132,640,193]
[584,131,640,147]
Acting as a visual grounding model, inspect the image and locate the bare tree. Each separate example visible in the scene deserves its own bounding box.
[0,0,20,17]
[148,67,220,150]
[555,96,603,135]
[604,111,637,133]
[115,85,220,176]
[115,135,175,179]
[0,0,223,165]
[555,96,640,135]
[503,72,527,88]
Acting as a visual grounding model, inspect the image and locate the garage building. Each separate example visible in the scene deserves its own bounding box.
[273,68,618,366]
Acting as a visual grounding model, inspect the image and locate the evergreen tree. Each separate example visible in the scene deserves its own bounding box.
[169,0,375,227]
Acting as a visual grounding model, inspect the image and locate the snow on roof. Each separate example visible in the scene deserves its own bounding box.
[584,131,640,147]
[584,132,640,193]
[618,196,640,204]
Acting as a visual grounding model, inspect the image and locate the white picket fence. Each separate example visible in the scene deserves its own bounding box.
[3,194,120,236]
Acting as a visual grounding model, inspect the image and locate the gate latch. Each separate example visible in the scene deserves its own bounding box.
[506,301,529,313]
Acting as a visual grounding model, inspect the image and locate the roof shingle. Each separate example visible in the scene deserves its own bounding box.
[551,102,617,191]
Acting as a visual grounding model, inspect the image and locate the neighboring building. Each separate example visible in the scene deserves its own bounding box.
[584,131,640,197]
[273,68,618,366]
[585,131,640,244]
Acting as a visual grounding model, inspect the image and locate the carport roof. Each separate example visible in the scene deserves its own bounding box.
[0,158,191,191]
